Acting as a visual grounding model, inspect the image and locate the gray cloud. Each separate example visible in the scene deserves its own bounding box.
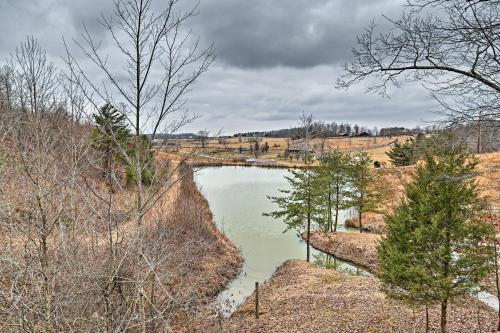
[0,0,112,60]
[182,64,440,134]
[192,0,403,68]
[0,0,441,134]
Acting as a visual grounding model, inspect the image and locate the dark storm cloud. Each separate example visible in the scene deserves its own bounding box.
[192,0,403,68]
[0,0,402,67]
[0,0,439,133]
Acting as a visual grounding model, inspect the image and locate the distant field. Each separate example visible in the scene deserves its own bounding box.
[163,135,413,166]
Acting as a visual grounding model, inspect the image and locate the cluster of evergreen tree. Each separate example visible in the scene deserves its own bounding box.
[265,150,379,261]
[386,133,429,166]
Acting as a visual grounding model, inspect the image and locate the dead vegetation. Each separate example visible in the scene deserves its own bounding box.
[346,153,500,233]
[0,1,242,330]
[173,136,411,168]
[0,113,242,332]
[223,260,497,333]
[305,232,381,273]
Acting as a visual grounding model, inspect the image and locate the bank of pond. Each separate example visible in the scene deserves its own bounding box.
[194,166,367,314]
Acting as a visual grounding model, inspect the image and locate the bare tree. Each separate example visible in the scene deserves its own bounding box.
[63,0,214,330]
[61,69,88,122]
[0,112,93,332]
[293,113,316,163]
[0,38,92,332]
[0,65,14,110]
[338,0,500,152]
[198,130,209,149]
[8,36,60,114]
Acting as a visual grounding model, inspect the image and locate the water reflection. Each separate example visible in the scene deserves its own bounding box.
[312,252,368,276]
[195,166,368,315]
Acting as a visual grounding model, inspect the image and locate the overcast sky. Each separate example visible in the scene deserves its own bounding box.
[0,0,441,134]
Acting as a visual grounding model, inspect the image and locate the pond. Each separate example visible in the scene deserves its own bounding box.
[194,166,367,314]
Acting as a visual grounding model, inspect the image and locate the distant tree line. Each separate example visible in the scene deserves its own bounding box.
[379,126,437,137]
[232,122,438,139]
[451,120,500,153]
[386,124,500,166]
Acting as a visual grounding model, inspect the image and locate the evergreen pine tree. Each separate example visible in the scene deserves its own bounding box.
[348,151,379,233]
[265,168,319,262]
[91,103,130,179]
[387,134,429,166]
[386,140,414,166]
[315,150,352,232]
[377,138,494,333]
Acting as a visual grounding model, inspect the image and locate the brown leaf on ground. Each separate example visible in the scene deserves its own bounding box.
[223,260,498,333]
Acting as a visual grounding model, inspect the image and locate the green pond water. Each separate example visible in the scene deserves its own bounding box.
[194,166,367,314]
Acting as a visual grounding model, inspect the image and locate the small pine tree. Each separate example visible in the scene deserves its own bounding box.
[91,103,129,180]
[378,138,494,333]
[387,134,428,166]
[348,151,379,233]
[265,169,319,262]
[386,140,414,166]
[315,150,352,232]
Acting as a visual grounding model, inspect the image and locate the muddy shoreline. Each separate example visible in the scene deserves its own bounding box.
[191,159,313,169]
[304,231,380,273]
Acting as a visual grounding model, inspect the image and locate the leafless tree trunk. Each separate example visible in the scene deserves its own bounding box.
[198,130,209,149]
[295,112,316,163]
[8,36,60,114]
[63,0,214,330]
[0,65,14,110]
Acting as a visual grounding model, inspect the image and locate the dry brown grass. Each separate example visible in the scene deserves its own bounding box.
[222,260,497,333]
[172,136,411,167]
[477,152,500,211]
[305,232,381,273]
[345,152,500,233]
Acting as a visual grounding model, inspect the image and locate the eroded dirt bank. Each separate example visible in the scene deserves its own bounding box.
[168,166,243,331]
[345,213,387,233]
[304,232,380,273]
[224,260,497,333]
